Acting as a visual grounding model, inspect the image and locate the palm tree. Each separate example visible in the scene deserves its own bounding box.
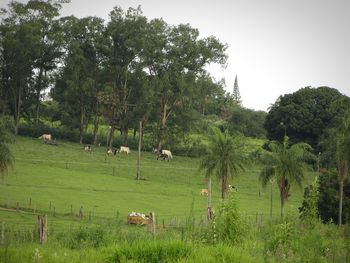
[199,128,246,201]
[334,113,350,225]
[0,116,15,184]
[259,136,313,217]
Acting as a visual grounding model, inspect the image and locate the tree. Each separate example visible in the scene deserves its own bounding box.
[232,75,241,105]
[0,115,14,184]
[259,136,314,217]
[264,86,350,150]
[334,108,350,225]
[143,20,227,150]
[199,128,246,200]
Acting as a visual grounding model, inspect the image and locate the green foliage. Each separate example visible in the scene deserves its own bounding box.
[317,170,350,224]
[66,225,108,249]
[259,136,314,217]
[199,128,246,200]
[299,176,320,224]
[265,86,350,151]
[214,194,246,244]
[227,107,267,138]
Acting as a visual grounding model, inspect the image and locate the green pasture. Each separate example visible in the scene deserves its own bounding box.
[0,136,316,229]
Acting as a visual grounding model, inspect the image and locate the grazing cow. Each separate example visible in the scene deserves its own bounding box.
[200,188,209,196]
[157,149,172,161]
[157,153,169,161]
[38,134,52,141]
[228,184,237,192]
[107,148,113,155]
[119,146,130,154]
[84,145,92,152]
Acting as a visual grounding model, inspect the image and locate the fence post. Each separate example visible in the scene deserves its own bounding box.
[150,212,156,235]
[79,206,84,219]
[29,198,32,210]
[1,222,4,245]
[37,215,47,244]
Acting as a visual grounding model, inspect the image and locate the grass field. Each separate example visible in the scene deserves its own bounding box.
[1,136,349,263]
[0,136,315,228]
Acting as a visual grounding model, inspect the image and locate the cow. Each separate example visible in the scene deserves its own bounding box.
[119,146,130,154]
[107,148,113,155]
[200,188,209,196]
[38,134,52,141]
[157,149,172,161]
[84,145,92,152]
[228,184,237,192]
[157,153,169,161]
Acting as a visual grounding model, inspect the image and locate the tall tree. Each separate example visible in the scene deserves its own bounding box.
[105,6,147,147]
[259,136,314,217]
[199,128,246,200]
[333,105,350,225]
[232,75,241,105]
[143,20,227,150]
[265,86,350,150]
[0,115,14,184]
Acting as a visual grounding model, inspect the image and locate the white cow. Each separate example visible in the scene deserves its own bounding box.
[161,149,172,159]
[119,146,130,154]
[38,134,52,141]
[107,148,113,155]
[200,188,209,196]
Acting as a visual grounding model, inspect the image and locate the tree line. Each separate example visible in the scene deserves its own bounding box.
[0,0,267,149]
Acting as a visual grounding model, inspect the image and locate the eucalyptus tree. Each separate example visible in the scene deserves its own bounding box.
[0,0,66,131]
[104,6,148,147]
[143,19,228,150]
[199,128,246,201]
[259,137,314,217]
[52,16,105,144]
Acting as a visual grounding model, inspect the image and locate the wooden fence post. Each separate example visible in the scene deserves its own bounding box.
[1,222,4,245]
[150,212,156,235]
[37,215,47,244]
[79,206,84,219]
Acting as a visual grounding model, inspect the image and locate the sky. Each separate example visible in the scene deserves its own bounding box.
[1,0,350,111]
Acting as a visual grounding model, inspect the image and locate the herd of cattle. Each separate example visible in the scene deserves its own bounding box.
[38,133,173,161]
[38,133,237,197]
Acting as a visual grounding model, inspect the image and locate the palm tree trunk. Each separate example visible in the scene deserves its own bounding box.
[338,178,344,225]
[280,192,285,218]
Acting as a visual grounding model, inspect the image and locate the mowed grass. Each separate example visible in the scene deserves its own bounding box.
[0,136,317,229]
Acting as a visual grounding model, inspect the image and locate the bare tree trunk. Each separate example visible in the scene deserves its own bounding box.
[338,178,344,225]
[79,105,85,144]
[14,83,22,136]
[122,126,129,146]
[108,125,116,149]
[280,191,285,218]
[136,121,142,180]
[92,115,99,145]
[157,99,167,150]
[35,68,43,125]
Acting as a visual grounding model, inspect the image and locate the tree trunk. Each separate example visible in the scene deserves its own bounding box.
[338,178,344,225]
[92,115,99,145]
[207,177,212,223]
[79,105,85,144]
[136,121,142,180]
[280,190,285,218]
[122,126,129,146]
[221,175,226,201]
[14,82,22,136]
[157,99,167,150]
[108,125,116,149]
[35,68,43,125]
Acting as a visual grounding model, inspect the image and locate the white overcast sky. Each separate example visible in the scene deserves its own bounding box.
[2,0,350,111]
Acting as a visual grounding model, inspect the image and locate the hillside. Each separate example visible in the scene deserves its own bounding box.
[0,136,315,229]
